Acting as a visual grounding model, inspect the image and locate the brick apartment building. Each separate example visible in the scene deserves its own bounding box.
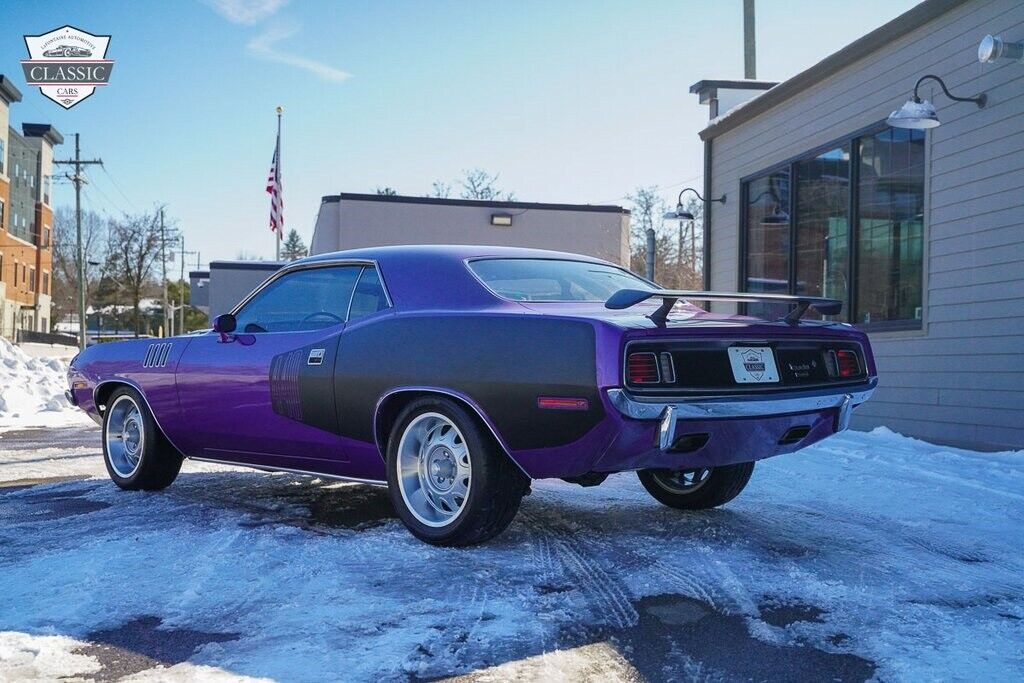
[0,75,62,340]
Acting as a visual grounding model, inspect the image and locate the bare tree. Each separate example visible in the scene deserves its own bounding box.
[459,169,515,201]
[103,211,164,336]
[626,186,702,289]
[375,186,398,196]
[427,181,452,198]
[52,206,108,328]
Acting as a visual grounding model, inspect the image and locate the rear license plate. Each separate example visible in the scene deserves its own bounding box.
[728,346,780,383]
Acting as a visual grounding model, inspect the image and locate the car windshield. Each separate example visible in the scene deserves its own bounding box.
[469,258,654,302]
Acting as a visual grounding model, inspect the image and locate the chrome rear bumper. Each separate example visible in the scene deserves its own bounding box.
[606,378,877,451]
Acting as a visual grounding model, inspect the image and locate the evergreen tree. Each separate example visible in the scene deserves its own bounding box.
[281,229,308,261]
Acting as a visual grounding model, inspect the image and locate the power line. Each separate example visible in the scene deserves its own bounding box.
[82,171,130,217]
[592,173,705,206]
[98,164,140,212]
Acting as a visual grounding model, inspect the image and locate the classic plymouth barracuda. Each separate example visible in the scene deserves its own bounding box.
[67,245,876,545]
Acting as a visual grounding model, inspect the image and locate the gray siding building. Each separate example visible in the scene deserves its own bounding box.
[311,193,631,266]
[694,0,1023,450]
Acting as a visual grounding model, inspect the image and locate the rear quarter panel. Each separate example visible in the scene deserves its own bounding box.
[335,312,606,458]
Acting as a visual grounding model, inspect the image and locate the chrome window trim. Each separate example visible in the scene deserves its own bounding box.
[463,256,657,304]
[622,337,870,395]
[229,258,394,319]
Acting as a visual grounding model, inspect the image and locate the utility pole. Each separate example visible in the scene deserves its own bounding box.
[159,207,168,337]
[179,237,185,335]
[54,133,103,351]
[743,0,757,79]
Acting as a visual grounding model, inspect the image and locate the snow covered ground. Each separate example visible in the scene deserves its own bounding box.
[0,339,91,430]
[0,425,1021,681]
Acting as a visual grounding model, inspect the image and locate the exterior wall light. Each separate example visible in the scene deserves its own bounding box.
[662,187,726,222]
[979,35,1024,63]
[490,213,513,226]
[888,74,986,129]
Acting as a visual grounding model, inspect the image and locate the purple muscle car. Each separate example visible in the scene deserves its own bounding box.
[67,245,876,546]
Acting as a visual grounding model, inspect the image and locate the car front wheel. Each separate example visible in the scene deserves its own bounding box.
[102,387,183,491]
[386,397,529,546]
[637,462,754,510]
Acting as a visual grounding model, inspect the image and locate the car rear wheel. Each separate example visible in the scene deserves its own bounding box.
[386,397,529,546]
[102,387,183,491]
[637,462,754,510]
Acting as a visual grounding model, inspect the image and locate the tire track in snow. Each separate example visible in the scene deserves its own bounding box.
[521,508,638,629]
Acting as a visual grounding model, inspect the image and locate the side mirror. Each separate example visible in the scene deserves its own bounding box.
[213,313,237,340]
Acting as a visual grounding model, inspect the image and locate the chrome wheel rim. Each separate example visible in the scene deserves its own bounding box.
[651,467,711,495]
[105,395,145,478]
[396,412,471,528]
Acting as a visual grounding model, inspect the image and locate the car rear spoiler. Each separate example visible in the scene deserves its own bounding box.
[604,289,843,325]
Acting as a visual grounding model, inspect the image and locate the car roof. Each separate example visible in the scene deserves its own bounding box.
[293,245,621,311]
[297,244,613,267]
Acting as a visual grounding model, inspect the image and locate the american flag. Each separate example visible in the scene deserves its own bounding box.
[266,131,283,238]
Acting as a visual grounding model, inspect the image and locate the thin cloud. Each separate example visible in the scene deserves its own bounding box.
[247,23,352,83]
[203,0,290,25]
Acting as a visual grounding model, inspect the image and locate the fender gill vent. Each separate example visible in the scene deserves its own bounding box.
[270,349,305,421]
[143,342,173,368]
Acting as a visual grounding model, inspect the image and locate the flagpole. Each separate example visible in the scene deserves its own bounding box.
[275,106,282,261]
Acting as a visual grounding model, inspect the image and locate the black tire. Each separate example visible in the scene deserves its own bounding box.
[637,462,754,510]
[101,387,183,491]
[385,396,530,546]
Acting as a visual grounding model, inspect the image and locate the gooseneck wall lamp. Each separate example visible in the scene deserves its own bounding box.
[644,188,726,282]
[887,74,987,129]
[662,187,727,222]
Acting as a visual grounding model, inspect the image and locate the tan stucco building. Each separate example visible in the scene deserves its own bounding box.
[311,193,631,266]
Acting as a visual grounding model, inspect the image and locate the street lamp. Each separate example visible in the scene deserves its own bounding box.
[887,74,986,129]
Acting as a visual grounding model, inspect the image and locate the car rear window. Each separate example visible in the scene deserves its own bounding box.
[469,258,653,302]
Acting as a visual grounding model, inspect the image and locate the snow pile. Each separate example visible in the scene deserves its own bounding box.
[0,337,88,430]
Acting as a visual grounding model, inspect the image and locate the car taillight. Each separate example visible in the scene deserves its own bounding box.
[836,350,860,377]
[627,352,660,384]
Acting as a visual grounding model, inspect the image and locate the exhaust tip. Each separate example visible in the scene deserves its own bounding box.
[778,426,812,445]
[669,432,710,453]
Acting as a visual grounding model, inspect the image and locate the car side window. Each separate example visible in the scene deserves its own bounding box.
[348,267,389,321]
[233,266,361,333]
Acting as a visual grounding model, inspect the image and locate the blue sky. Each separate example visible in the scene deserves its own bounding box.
[2,0,919,265]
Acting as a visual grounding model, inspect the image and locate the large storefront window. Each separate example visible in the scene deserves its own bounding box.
[741,126,924,329]
[744,170,790,319]
[856,128,925,325]
[795,145,850,319]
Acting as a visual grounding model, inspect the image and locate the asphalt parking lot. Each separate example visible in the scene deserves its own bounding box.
[1,425,1022,681]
